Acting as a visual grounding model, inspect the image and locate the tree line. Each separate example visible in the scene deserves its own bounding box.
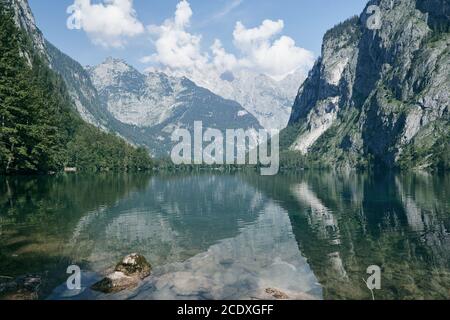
[0,3,153,174]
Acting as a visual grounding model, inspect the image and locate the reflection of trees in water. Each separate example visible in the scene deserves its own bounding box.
[245,171,450,299]
[2,172,449,300]
[0,174,151,297]
[74,175,269,273]
[45,174,323,300]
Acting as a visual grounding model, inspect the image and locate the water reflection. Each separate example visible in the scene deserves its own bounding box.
[49,175,322,300]
[246,171,450,299]
[1,171,449,300]
[125,202,321,300]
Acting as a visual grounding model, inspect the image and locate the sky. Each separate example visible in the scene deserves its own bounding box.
[29,0,368,79]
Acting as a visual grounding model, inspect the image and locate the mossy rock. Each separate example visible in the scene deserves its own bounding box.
[91,272,139,294]
[114,253,152,279]
[91,254,152,294]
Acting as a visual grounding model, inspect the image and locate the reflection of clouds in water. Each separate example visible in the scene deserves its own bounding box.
[61,175,322,299]
[116,202,322,300]
[70,175,269,271]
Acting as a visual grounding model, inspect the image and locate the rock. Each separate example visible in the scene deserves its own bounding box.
[0,275,41,300]
[114,253,152,279]
[91,272,139,294]
[250,288,317,300]
[91,254,152,294]
[265,288,290,300]
[0,278,17,295]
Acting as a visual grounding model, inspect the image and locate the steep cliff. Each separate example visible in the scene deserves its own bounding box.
[285,0,449,170]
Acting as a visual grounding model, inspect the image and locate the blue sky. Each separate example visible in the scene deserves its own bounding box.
[29,0,368,74]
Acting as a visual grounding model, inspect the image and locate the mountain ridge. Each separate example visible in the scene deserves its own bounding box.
[284,0,449,170]
[87,57,262,156]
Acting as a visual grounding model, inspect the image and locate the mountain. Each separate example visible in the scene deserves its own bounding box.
[4,0,262,158]
[167,68,305,131]
[87,58,262,156]
[284,0,449,170]
[0,0,152,173]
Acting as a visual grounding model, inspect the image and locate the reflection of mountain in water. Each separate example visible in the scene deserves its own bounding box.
[246,172,450,299]
[53,174,321,300]
[54,204,323,300]
[69,175,268,271]
[125,201,321,300]
[4,172,449,300]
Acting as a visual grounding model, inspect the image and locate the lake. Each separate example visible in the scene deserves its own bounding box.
[1,171,449,300]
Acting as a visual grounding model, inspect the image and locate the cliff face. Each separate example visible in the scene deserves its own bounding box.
[287,0,449,169]
[5,0,46,56]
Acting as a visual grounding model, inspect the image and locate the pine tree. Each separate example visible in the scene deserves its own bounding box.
[0,4,35,173]
[0,1,153,174]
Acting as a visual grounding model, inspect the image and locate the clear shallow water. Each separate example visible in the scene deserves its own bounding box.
[0,172,449,300]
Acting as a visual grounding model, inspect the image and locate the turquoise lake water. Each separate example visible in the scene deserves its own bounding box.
[1,172,449,300]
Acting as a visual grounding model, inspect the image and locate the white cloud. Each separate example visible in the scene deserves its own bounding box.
[142,0,314,81]
[232,20,315,80]
[211,39,239,72]
[233,19,284,48]
[67,0,144,48]
[142,0,209,70]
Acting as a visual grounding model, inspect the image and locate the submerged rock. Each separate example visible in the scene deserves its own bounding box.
[0,275,42,300]
[115,253,152,279]
[91,254,152,294]
[250,288,317,300]
[91,272,139,294]
[265,288,289,300]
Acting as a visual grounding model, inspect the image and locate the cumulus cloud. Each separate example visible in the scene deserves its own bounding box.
[211,39,239,72]
[233,19,284,48]
[232,20,315,80]
[141,0,314,81]
[67,0,144,48]
[142,0,209,71]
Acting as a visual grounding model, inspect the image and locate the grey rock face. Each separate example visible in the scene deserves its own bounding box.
[287,0,449,169]
[185,68,304,131]
[88,58,262,156]
[5,0,46,58]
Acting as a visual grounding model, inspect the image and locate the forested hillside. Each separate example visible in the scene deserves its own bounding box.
[0,3,152,174]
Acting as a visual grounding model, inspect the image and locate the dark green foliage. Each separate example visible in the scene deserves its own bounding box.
[279,122,303,151]
[66,126,153,172]
[323,15,361,45]
[398,121,450,171]
[0,3,153,174]
[416,0,450,34]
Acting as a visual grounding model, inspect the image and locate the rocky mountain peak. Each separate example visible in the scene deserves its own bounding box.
[87,57,144,92]
[286,0,449,169]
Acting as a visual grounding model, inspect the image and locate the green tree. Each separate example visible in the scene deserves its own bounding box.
[0,2,153,174]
